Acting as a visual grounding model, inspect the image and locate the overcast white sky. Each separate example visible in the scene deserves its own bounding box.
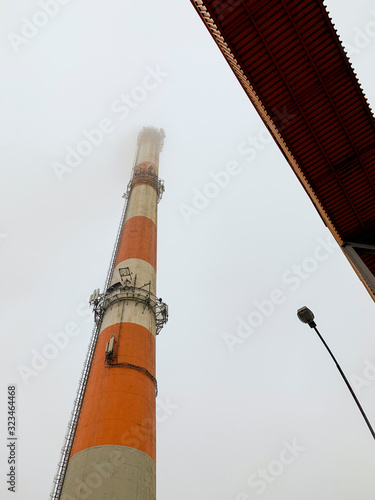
[1,0,375,499]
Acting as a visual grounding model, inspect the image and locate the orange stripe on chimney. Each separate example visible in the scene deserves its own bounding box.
[115,216,157,270]
[70,323,156,461]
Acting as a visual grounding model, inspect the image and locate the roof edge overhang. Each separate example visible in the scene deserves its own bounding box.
[191,0,375,301]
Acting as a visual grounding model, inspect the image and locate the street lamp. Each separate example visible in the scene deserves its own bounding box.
[297,306,375,440]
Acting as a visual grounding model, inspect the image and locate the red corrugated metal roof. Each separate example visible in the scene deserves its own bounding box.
[191,0,375,298]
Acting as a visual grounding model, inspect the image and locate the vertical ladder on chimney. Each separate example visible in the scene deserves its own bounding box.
[49,193,131,499]
[49,318,101,499]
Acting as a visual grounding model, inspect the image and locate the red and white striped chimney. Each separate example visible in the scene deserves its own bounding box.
[59,127,167,500]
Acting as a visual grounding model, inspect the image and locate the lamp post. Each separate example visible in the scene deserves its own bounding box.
[297,306,375,440]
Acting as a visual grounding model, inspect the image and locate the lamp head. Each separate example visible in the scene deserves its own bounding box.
[297,306,316,328]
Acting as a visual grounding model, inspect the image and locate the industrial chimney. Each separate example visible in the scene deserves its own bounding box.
[51,127,168,500]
